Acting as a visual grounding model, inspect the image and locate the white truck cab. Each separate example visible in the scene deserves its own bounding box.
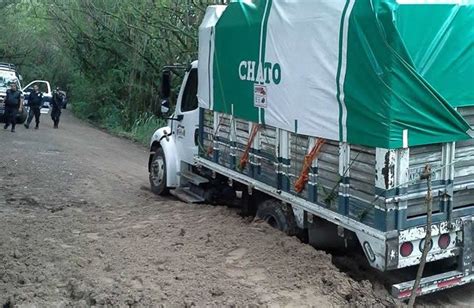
[149,61,200,194]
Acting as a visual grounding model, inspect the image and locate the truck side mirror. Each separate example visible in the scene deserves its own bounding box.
[161,70,171,99]
[158,70,172,116]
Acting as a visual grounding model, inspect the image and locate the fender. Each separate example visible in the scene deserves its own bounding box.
[149,126,179,188]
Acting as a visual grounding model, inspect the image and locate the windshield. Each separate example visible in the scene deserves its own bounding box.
[0,72,19,92]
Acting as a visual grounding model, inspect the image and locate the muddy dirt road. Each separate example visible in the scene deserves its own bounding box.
[0,112,471,307]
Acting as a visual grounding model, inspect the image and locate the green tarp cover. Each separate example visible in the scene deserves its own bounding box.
[397,3,474,108]
[197,0,474,149]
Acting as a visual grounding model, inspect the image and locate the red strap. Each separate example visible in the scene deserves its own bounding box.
[239,124,261,170]
[294,138,326,193]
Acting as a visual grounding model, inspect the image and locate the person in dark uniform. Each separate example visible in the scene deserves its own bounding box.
[51,87,63,129]
[3,81,22,133]
[24,84,43,129]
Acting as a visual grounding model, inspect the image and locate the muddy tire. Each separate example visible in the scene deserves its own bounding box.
[256,199,297,235]
[149,147,169,195]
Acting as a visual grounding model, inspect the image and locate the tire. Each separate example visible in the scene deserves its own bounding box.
[256,199,297,235]
[149,147,169,195]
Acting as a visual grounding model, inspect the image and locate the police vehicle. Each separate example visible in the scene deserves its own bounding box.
[22,80,53,114]
[0,62,27,124]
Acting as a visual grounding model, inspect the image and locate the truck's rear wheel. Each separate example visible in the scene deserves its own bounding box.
[149,147,169,195]
[256,199,297,236]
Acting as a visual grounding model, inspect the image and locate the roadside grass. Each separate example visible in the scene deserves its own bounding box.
[130,113,167,145]
[71,100,166,146]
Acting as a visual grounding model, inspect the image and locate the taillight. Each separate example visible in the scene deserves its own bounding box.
[438,234,451,250]
[400,242,414,257]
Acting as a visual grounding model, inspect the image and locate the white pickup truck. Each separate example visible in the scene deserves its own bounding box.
[148,1,474,299]
[0,63,27,123]
[0,63,53,121]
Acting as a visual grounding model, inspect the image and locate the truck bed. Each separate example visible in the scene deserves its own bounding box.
[199,107,474,233]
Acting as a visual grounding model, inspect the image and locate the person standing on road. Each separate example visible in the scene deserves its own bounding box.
[61,92,68,109]
[3,81,22,133]
[51,87,63,129]
[24,84,43,129]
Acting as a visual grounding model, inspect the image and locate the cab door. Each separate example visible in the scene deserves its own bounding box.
[23,80,52,114]
[173,67,200,165]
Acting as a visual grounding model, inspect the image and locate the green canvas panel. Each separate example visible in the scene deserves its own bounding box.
[343,0,472,148]
[203,0,473,149]
[212,0,273,123]
[396,3,474,107]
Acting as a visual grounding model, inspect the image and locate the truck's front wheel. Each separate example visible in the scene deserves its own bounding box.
[149,147,169,195]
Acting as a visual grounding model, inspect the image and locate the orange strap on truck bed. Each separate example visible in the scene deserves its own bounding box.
[239,124,261,170]
[294,138,326,193]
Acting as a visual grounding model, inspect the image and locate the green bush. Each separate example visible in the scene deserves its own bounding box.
[98,104,125,132]
[72,92,166,146]
[67,58,167,145]
[130,113,167,145]
[71,100,96,121]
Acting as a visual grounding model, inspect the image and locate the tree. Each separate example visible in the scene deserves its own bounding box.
[0,0,226,139]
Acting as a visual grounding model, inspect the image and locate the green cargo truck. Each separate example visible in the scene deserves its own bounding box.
[148,0,474,298]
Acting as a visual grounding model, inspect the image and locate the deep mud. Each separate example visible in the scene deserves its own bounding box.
[0,111,470,307]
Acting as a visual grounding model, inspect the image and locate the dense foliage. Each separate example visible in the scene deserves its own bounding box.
[0,0,227,143]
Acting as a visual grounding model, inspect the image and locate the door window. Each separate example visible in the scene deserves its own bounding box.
[180,68,198,112]
[26,82,49,94]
